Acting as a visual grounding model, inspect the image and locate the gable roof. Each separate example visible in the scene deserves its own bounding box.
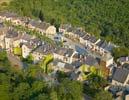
[21,33,32,41]
[29,20,50,30]
[112,68,129,83]
[100,41,108,49]
[34,44,53,54]
[85,56,98,66]
[54,48,74,57]
[23,42,34,49]
[0,23,6,35]
[0,12,18,18]
[118,57,129,63]
[0,23,4,28]
[104,42,115,52]
[88,36,98,43]
[6,29,18,38]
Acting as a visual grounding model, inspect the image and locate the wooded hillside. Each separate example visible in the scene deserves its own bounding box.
[9,0,129,49]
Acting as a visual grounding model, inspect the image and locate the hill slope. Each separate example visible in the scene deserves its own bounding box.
[8,0,129,49]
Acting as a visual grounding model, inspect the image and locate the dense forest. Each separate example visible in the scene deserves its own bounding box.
[8,0,129,50]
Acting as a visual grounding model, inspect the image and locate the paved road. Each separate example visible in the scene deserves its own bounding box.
[7,53,23,69]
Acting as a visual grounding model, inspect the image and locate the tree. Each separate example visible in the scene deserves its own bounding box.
[40,54,53,73]
[13,47,22,56]
[9,0,129,50]
[80,64,90,72]
[50,88,58,100]
[22,54,34,64]
[0,51,7,61]
[112,47,129,60]
[90,66,97,74]
[57,79,83,100]
[94,90,113,100]
[39,10,44,21]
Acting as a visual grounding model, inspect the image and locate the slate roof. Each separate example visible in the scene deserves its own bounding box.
[54,48,67,55]
[0,12,18,18]
[84,56,98,66]
[83,34,90,40]
[100,41,107,49]
[6,29,18,38]
[64,63,75,70]
[78,32,86,38]
[29,38,42,46]
[21,33,32,41]
[88,36,98,43]
[0,23,4,28]
[23,42,34,49]
[67,27,75,32]
[104,42,115,52]
[54,48,74,57]
[96,39,104,47]
[0,23,6,35]
[23,38,42,49]
[34,44,53,54]
[37,22,50,30]
[29,20,50,30]
[122,63,129,70]
[72,61,82,68]
[52,59,75,71]
[65,49,74,57]
[75,45,88,55]
[118,57,129,63]
[74,28,83,35]
[112,68,129,83]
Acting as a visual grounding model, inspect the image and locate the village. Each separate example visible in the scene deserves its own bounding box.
[0,11,129,99]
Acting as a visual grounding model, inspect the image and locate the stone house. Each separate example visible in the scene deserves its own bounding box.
[117,57,129,65]
[5,29,19,52]
[53,48,77,64]
[52,60,75,72]
[22,43,33,58]
[32,43,54,63]
[0,23,7,48]
[28,20,56,35]
[59,24,72,33]
[100,53,114,67]
[21,38,42,58]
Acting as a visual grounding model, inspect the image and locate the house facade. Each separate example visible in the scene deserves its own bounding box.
[22,43,33,58]
[32,44,54,63]
[0,23,7,48]
[46,26,56,35]
[53,48,77,64]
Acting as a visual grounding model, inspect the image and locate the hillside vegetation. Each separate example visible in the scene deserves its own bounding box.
[8,0,129,50]
[0,0,11,4]
[0,0,11,10]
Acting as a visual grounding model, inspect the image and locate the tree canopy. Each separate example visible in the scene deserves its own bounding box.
[8,0,129,50]
[0,52,83,100]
